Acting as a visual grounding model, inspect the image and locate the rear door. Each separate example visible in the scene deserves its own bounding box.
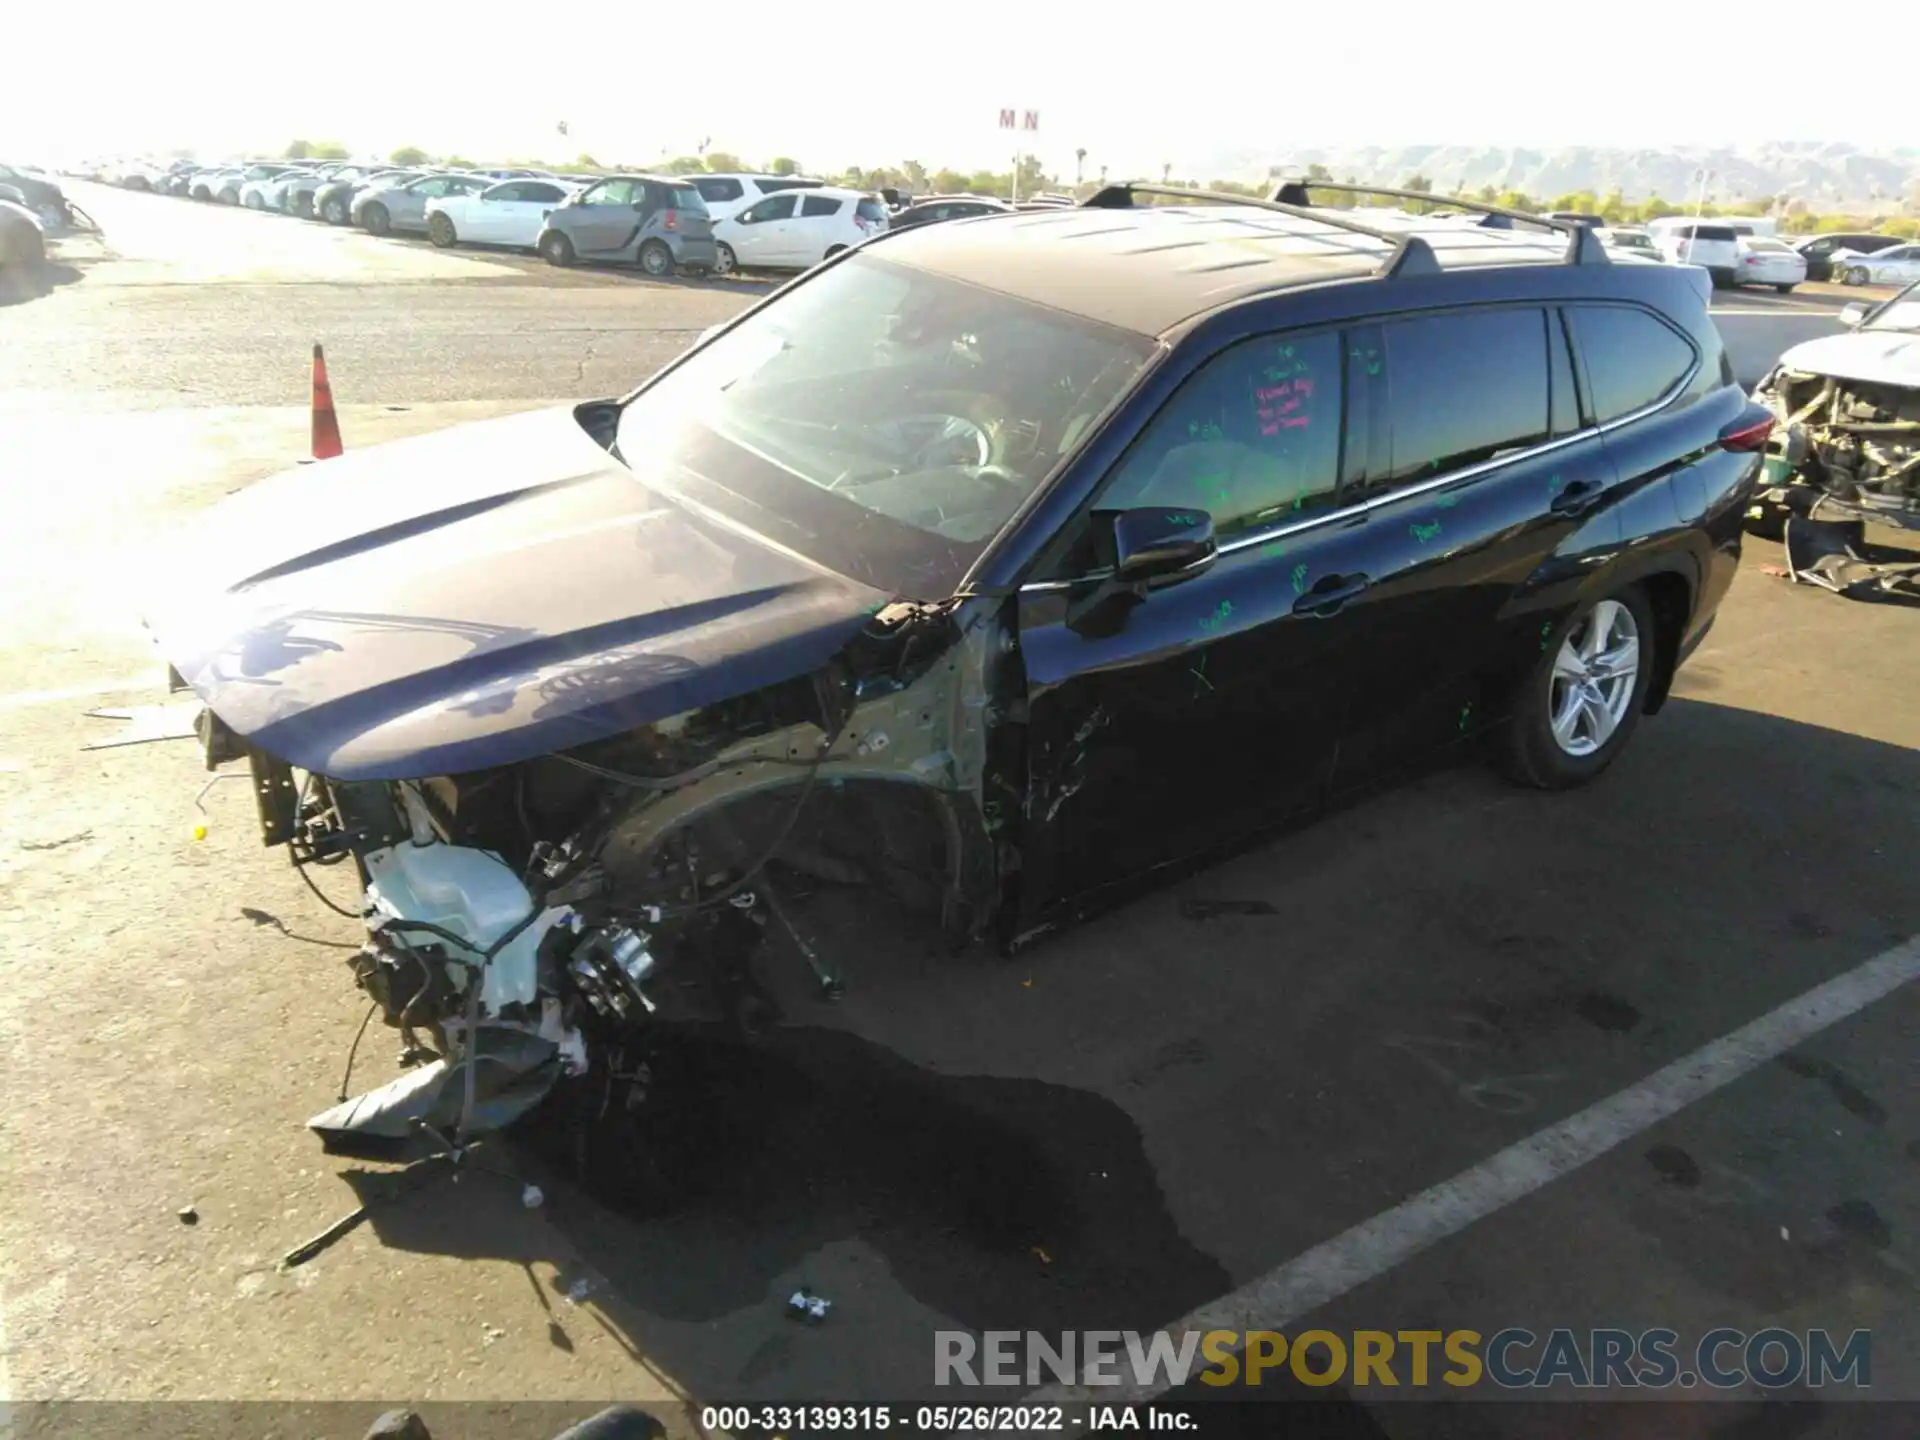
[502,181,569,247]
[794,193,846,264]
[1330,305,1624,787]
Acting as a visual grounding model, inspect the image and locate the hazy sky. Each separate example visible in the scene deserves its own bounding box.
[6,0,1912,174]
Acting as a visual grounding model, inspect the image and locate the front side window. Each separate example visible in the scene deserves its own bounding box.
[1095,331,1344,534]
[1379,308,1550,483]
[485,183,528,202]
[738,194,797,224]
[582,179,634,206]
[1566,305,1697,424]
[614,254,1158,597]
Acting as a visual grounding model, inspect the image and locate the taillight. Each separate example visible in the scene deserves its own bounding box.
[1719,410,1775,452]
[663,208,677,231]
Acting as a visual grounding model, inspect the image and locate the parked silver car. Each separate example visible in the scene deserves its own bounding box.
[534,174,717,274]
[352,172,492,236]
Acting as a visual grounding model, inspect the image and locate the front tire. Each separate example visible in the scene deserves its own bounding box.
[321,196,348,224]
[1775,283,1795,294]
[1845,266,1870,287]
[427,212,457,248]
[1499,588,1656,790]
[713,241,737,275]
[540,231,576,267]
[362,203,390,236]
[637,239,673,277]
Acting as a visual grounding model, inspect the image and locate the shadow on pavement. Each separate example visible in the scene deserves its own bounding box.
[0,260,83,307]
[330,694,1920,1409]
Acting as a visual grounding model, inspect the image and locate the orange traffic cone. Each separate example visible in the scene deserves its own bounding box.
[310,343,344,460]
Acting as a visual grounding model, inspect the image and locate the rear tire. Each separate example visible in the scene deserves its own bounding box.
[1775,283,1794,294]
[713,241,737,275]
[637,239,673,277]
[363,203,390,236]
[1499,587,1656,791]
[321,196,348,224]
[540,231,575,267]
[1845,266,1870,286]
[427,212,457,248]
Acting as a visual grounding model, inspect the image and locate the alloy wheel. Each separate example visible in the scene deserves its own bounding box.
[1548,599,1640,758]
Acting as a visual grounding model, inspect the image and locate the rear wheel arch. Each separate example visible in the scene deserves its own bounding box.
[1634,567,1695,716]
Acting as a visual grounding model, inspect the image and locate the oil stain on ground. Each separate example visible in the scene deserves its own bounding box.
[517,1026,1231,1335]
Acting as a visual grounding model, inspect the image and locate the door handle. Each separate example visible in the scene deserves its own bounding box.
[1550,479,1605,516]
[1292,573,1370,617]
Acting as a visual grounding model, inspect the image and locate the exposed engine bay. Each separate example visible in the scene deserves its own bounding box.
[1750,367,1920,597]
[194,595,1010,1204]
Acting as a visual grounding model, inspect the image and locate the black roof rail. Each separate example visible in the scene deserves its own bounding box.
[1079,181,1440,279]
[1268,180,1610,267]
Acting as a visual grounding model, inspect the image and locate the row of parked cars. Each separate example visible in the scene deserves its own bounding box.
[106,157,1082,276]
[1584,219,1919,291]
[107,157,1066,276]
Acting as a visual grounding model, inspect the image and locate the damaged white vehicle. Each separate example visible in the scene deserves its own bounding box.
[1748,279,1920,596]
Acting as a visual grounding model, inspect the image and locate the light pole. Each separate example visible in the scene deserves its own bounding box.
[1688,167,1714,261]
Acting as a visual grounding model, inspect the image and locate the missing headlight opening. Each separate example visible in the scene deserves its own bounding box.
[249,593,1004,1209]
[1750,366,1920,598]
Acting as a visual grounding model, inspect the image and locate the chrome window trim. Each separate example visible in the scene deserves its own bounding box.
[1017,327,1701,595]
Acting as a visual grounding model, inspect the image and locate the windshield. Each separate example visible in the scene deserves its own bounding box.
[1865,282,1920,333]
[613,253,1158,597]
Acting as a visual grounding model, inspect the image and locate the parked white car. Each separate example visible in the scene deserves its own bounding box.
[681,172,825,223]
[1728,236,1805,292]
[1650,220,1744,287]
[711,186,888,272]
[249,166,321,213]
[425,177,582,251]
[1831,243,1920,288]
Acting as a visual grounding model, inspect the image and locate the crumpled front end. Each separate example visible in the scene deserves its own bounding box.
[1748,363,1920,597]
[190,595,1008,1200]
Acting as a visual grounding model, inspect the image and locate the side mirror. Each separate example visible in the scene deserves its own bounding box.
[1066,507,1217,637]
[1839,302,1870,329]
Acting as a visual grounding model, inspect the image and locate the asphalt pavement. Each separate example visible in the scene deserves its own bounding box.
[0,182,1915,1440]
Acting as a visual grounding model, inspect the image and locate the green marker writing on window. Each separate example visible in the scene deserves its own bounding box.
[1291,563,1309,595]
[1410,520,1443,544]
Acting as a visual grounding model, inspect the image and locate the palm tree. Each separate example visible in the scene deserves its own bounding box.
[1161,161,1172,184]
[1075,148,1087,185]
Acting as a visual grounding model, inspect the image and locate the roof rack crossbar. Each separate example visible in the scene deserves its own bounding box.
[1268,180,1609,267]
[1078,181,1438,278]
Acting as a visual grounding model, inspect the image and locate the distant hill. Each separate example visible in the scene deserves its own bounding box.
[1192,143,1920,208]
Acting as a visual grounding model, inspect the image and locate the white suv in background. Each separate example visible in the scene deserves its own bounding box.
[711,186,889,272]
[682,172,825,223]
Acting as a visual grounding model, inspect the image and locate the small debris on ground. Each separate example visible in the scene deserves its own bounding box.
[787,1289,833,1323]
[522,1184,545,1210]
[363,1410,432,1440]
[177,1205,199,1225]
[482,1323,506,1346]
[1032,1246,1052,1264]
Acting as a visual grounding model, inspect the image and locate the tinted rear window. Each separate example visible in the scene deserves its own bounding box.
[1379,308,1550,483]
[1688,225,1738,242]
[758,178,823,193]
[694,177,743,203]
[1567,305,1697,424]
[855,198,888,223]
[800,195,842,218]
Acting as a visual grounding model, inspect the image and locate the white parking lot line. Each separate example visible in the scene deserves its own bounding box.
[1032,934,1920,1403]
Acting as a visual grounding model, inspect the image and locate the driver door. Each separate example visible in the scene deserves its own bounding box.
[572,178,638,254]
[1015,326,1385,913]
[728,193,798,265]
